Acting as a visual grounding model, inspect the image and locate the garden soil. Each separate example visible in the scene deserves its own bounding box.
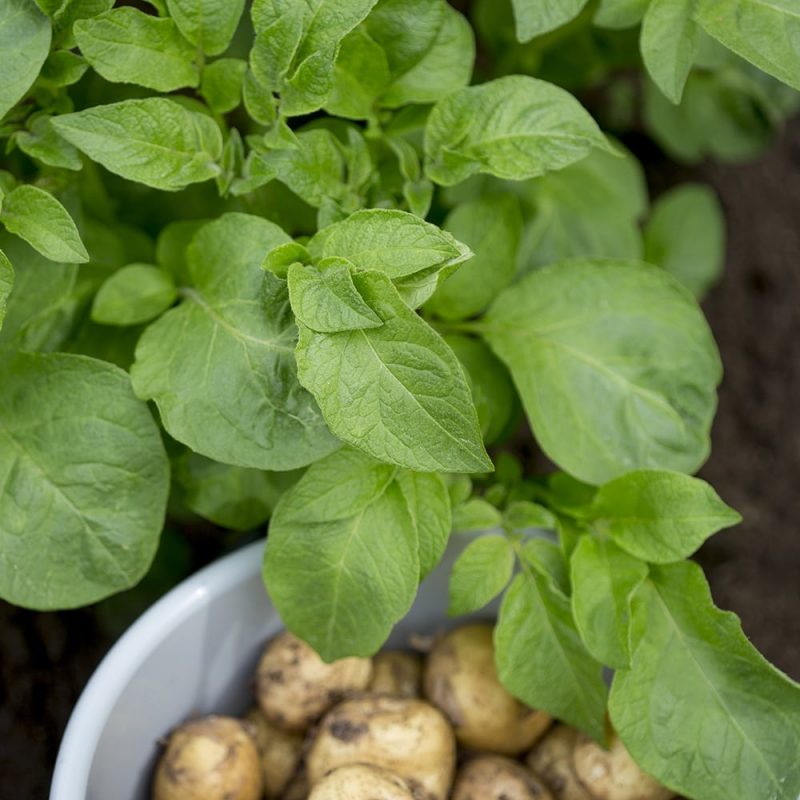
[1,120,799,799]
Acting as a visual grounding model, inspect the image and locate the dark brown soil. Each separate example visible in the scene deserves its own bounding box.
[2,122,799,800]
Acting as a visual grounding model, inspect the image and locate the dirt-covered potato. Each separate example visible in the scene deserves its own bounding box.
[256,631,372,731]
[245,706,303,798]
[424,624,552,755]
[307,695,456,800]
[367,651,422,698]
[526,725,593,800]
[309,764,415,799]
[152,715,262,800]
[452,756,554,800]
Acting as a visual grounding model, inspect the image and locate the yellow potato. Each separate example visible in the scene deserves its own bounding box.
[309,764,414,799]
[452,755,554,800]
[367,651,422,698]
[245,706,303,798]
[527,726,594,800]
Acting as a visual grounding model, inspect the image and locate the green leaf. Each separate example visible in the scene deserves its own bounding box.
[52,99,223,192]
[166,0,245,56]
[156,219,208,286]
[427,195,522,321]
[511,0,590,42]
[296,270,491,473]
[15,116,82,171]
[52,0,114,36]
[0,351,169,609]
[452,497,503,533]
[644,183,725,299]
[250,0,379,117]
[496,570,608,742]
[309,208,471,281]
[92,264,177,327]
[610,561,800,800]
[39,50,89,87]
[242,67,277,126]
[448,534,514,616]
[0,0,51,120]
[641,0,698,103]
[590,469,741,563]
[424,75,611,186]
[694,0,800,91]
[0,248,13,331]
[131,213,339,471]
[521,538,569,595]
[287,259,382,333]
[174,452,299,531]
[570,537,647,668]
[74,8,199,91]
[483,260,722,485]
[594,0,649,28]
[1,186,89,264]
[395,470,451,579]
[504,501,556,531]
[201,58,247,114]
[263,448,419,659]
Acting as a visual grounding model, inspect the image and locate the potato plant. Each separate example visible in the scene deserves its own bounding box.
[0,2,799,799]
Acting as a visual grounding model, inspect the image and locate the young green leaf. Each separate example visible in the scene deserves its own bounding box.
[424,75,611,186]
[131,213,339,471]
[287,260,382,333]
[155,219,208,286]
[570,537,648,668]
[201,58,247,115]
[640,0,698,104]
[39,50,89,87]
[511,0,589,42]
[483,260,722,485]
[452,498,503,533]
[448,534,514,616]
[644,183,725,298]
[427,194,522,321]
[694,0,800,92]
[593,0,648,28]
[74,8,199,91]
[0,351,169,609]
[522,538,570,596]
[296,270,491,473]
[52,0,115,36]
[92,264,177,326]
[263,448,419,660]
[166,0,245,56]
[0,249,13,331]
[590,469,742,563]
[610,561,800,800]
[15,116,82,171]
[52,99,223,192]
[496,569,608,742]
[0,0,51,119]
[504,501,556,531]
[0,186,89,264]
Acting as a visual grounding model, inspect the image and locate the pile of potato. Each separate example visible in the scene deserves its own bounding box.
[152,623,674,800]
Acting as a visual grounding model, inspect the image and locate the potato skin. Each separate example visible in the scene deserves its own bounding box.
[307,695,456,800]
[452,755,554,800]
[152,715,262,800]
[256,631,372,731]
[526,726,594,800]
[309,764,415,799]
[245,706,303,798]
[368,651,422,698]
[424,624,552,755]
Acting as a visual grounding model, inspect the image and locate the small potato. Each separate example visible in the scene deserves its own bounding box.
[152,715,262,800]
[452,756,554,800]
[256,631,372,731]
[526,725,593,800]
[245,707,303,798]
[368,651,422,698]
[572,733,673,800]
[281,770,309,800]
[307,695,456,800]
[309,764,415,800]
[424,624,551,755]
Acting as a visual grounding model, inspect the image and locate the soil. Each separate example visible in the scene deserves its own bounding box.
[2,122,799,800]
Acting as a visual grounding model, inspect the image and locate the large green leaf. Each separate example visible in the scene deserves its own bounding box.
[296,270,491,473]
[166,0,245,56]
[131,213,339,471]
[511,0,590,42]
[483,260,722,485]
[0,352,169,609]
[610,561,800,800]
[424,75,611,186]
[263,449,419,660]
[0,0,51,119]
[52,99,223,191]
[641,0,698,103]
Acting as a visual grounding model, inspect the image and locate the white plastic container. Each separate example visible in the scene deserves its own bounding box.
[50,536,489,800]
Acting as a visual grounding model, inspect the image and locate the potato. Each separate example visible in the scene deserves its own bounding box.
[245,706,303,798]
[152,715,262,800]
[281,770,309,800]
[424,624,551,754]
[368,651,422,698]
[307,695,456,800]
[452,755,554,800]
[309,764,415,799]
[256,631,372,731]
[526,725,593,800]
